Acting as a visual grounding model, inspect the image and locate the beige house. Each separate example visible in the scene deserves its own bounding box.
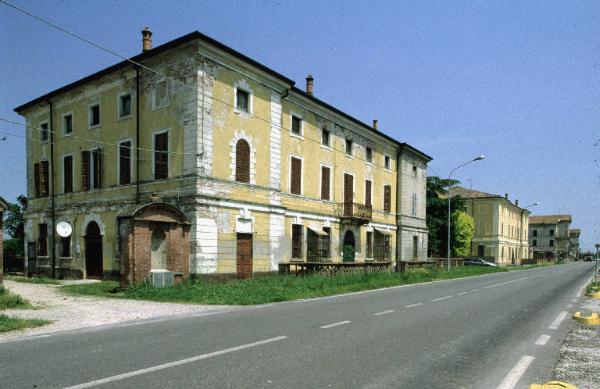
[453,187,530,265]
[15,29,431,283]
[529,215,572,260]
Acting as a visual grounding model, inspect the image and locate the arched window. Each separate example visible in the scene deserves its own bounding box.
[235,139,250,183]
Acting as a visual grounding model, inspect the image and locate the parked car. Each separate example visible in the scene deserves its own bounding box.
[463,258,498,267]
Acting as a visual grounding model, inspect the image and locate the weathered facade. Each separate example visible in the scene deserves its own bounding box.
[569,229,581,260]
[529,215,573,260]
[15,29,431,283]
[0,196,8,285]
[453,187,530,265]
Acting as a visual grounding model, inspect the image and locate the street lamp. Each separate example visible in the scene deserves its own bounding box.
[523,202,541,209]
[447,155,485,270]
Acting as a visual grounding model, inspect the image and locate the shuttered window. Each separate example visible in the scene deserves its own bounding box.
[292,224,303,259]
[34,162,41,197]
[365,180,372,207]
[38,223,48,257]
[39,161,49,197]
[290,157,302,195]
[383,185,391,212]
[154,132,169,179]
[235,139,250,183]
[81,150,90,191]
[63,156,73,193]
[92,148,102,189]
[119,141,131,185]
[321,166,330,200]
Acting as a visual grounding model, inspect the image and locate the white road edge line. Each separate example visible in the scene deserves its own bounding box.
[549,311,569,330]
[405,303,423,308]
[321,321,351,329]
[471,289,480,292]
[63,336,288,389]
[373,310,395,316]
[535,335,551,346]
[432,295,452,302]
[457,291,469,296]
[496,355,535,389]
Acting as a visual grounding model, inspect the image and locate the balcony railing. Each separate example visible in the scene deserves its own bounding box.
[337,202,372,224]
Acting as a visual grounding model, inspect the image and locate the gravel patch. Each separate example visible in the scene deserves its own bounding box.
[554,294,600,389]
[0,280,230,340]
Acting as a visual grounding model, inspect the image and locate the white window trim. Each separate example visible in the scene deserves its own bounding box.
[88,102,101,129]
[345,138,354,157]
[62,153,73,194]
[233,79,254,116]
[89,147,101,190]
[152,81,170,111]
[365,179,373,206]
[342,171,356,202]
[289,154,304,196]
[365,147,374,165]
[61,112,73,136]
[229,130,257,185]
[117,92,133,120]
[384,154,392,171]
[152,129,170,179]
[289,111,304,139]
[117,138,134,185]
[39,120,49,143]
[319,163,333,202]
[321,128,331,149]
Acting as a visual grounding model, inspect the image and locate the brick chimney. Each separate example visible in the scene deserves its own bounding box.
[373,120,378,130]
[306,74,314,96]
[142,27,153,52]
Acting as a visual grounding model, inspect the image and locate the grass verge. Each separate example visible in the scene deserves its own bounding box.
[5,275,61,285]
[0,287,34,310]
[0,314,51,333]
[586,281,600,295]
[62,265,507,305]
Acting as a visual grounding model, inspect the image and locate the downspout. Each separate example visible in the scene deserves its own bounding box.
[135,66,141,204]
[48,100,56,279]
[395,149,402,271]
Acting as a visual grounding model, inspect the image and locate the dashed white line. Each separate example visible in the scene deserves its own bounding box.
[432,295,452,302]
[63,335,288,389]
[373,309,395,316]
[535,335,551,346]
[496,355,535,389]
[405,303,423,308]
[549,311,568,330]
[483,283,500,289]
[458,291,469,296]
[471,288,480,292]
[321,321,351,329]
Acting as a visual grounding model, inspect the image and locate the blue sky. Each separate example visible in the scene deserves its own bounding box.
[1,0,599,250]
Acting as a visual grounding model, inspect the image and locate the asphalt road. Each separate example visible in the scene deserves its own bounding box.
[0,262,595,389]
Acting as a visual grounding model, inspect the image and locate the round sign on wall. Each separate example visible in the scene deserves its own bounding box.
[56,221,72,238]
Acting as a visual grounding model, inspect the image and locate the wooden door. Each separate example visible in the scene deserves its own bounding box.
[85,222,103,278]
[344,174,353,216]
[236,233,253,279]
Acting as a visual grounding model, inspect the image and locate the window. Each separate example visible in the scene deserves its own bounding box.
[384,155,391,170]
[533,239,537,247]
[60,236,70,257]
[38,223,48,257]
[320,227,331,260]
[153,81,169,109]
[412,165,417,177]
[154,132,169,179]
[365,180,372,208]
[81,149,102,190]
[291,115,302,136]
[292,224,303,259]
[366,231,373,258]
[321,166,331,201]
[119,141,131,185]
[549,239,554,247]
[413,236,419,259]
[345,139,353,155]
[383,185,391,212]
[236,88,249,113]
[34,161,49,197]
[63,155,73,193]
[321,129,330,147]
[89,104,100,128]
[550,229,554,236]
[412,193,417,216]
[235,139,250,183]
[40,122,48,142]
[533,230,537,237]
[365,147,373,163]
[63,114,73,135]
[290,156,302,195]
[119,94,132,118]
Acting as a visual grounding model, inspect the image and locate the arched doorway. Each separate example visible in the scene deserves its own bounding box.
[85,221,103,278]
[342,230,355,262]
[151,228,168,270]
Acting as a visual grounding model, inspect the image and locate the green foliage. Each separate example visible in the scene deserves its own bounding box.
[426,176,463,257]
[0,287,33,310]
[2,195,27,256]
[452,211,474,257]
[0,314,51,333]
[5,275,61,285]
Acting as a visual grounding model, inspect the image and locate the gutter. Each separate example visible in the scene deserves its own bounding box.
[48,100,56,279]
[135,66,141,203]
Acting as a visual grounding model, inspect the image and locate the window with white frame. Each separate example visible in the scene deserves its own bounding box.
[236,88,250,113]
[345,139,353,155]
[89,104,101,128]
[119,94,132,118]
[321,128,330,147]
[384,155,391,170]
[291,114,302,136]
[40,122,49,142]
[365,147,373,163]
[63,114,73,135]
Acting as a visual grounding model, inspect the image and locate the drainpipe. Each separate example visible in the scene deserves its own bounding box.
[395,150,402,272]
[135,66,141,203]
[48,100,56,279]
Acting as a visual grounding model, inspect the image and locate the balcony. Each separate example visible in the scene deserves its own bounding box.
[337,202,372,225]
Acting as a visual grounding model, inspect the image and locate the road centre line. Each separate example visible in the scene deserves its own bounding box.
[432,295,452,302]
[373,309,395,316]
[404,303,423,308]
[534,335,551,346]
[496,355,535,389]
[549,311,569,330]
[471,289,480,292]
[483,283,500,289]
[321,321,351,329]
[457,291,469,296]
[63,336,288,389]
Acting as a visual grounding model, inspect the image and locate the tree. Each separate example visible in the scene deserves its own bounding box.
[426,176,463,257]
[452,211,474,257]
[3,195,27,257]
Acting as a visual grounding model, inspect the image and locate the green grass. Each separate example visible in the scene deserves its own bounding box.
[62,265,507,305]
[0,287,34,310]
[586,281,600,295]
[0,314,51,333]
[5,275,61,285]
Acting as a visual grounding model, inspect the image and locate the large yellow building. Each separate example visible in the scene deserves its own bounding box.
[15,29,431,282]
[453,187,530,265]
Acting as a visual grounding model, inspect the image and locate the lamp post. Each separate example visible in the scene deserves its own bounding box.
[447,155,485,270]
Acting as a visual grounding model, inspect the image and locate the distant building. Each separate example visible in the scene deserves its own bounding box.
[569,229,581,260]
[0,196,8,285]
[452,187,530,265]
[528,215,572,260]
